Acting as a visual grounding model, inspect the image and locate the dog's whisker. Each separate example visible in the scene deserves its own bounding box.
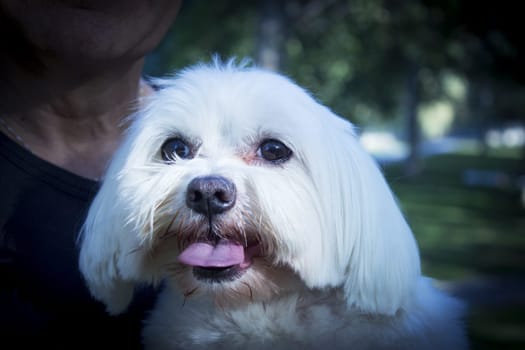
[126,245,143,255]
[157,210,180,242]
[182,286,199,306]
[242,229,248,248]
[183,286,198,298]
[241,281,253,301]
[234,214,249,248]
[231,285,251,302]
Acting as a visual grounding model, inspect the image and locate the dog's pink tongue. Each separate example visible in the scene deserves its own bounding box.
[178,241,245,267]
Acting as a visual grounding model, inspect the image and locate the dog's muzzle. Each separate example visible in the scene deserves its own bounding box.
[179,175,259,283]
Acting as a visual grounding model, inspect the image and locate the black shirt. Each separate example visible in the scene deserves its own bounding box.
[0,131,155,348]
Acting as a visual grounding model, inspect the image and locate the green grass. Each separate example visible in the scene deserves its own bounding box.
[468,305,525,350]
[382,151,525,349]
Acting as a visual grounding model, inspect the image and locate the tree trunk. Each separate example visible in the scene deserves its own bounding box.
[255,0,285,71]
[404,63,421,175]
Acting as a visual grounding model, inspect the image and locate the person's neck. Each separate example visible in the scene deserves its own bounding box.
[1,59,153,180]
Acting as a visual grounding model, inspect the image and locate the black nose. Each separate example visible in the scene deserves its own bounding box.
[186,176,237,215]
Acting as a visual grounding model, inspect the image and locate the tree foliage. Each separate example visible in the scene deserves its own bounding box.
[145,0,525,129]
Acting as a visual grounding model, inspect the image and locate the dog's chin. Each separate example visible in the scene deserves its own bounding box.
[174,257,302,306]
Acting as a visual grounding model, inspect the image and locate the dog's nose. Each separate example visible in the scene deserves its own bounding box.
[186,176,237,215]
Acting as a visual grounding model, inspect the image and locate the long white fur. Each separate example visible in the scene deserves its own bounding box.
[79,59,467,349]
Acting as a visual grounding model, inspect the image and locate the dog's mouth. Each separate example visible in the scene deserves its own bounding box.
[178,240,261,283]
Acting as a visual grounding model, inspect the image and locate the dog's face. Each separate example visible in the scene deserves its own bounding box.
[79,62,421,316]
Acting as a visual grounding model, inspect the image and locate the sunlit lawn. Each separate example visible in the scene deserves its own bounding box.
[383,150,525,350]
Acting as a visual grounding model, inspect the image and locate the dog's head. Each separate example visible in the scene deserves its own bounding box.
[79,60,420,316]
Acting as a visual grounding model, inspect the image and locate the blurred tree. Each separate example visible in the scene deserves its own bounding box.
[282,0,457,173]
[256,0,286,70]
[144,1,256,76]
[424,0,525,146]
[145,0,525,169]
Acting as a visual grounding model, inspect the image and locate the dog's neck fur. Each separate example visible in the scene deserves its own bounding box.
[141,278,466,350]
[143,284,351,350]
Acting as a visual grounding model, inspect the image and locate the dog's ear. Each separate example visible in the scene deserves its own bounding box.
[78,132,153,314]
[308,112,421,316]
[78,171,137,314]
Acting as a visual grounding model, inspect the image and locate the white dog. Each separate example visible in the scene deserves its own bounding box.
[79,60,466,349]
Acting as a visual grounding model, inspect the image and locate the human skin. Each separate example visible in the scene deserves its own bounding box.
[0,0,182,179]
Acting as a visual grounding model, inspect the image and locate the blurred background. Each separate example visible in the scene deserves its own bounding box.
[144,1,525,348]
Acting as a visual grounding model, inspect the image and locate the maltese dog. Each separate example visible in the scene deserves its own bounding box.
[79,59,466,349]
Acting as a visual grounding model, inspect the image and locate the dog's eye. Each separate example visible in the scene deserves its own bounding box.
[161,138,193,162]
[258,139,292,163]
